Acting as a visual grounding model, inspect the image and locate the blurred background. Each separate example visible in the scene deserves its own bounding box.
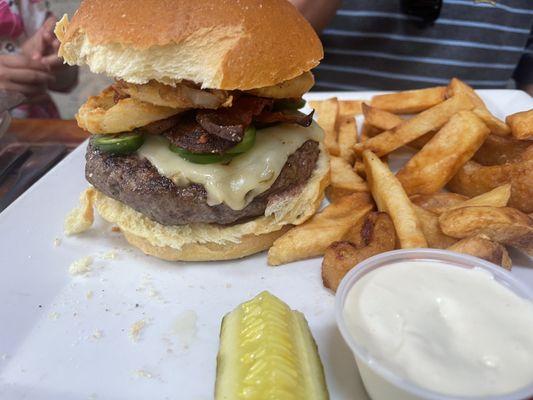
[49,0,110,119]
[5,0,533,118]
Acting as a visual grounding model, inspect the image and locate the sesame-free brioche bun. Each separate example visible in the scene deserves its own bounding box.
[55,0,323,90]
[92,145,329,261]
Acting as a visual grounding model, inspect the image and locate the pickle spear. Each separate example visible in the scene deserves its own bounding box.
[215,291,329,400]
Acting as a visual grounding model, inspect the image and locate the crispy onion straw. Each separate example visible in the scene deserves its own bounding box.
[115,80,232,110]
[76,87,183,134]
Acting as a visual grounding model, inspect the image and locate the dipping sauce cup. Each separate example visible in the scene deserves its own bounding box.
[335,249,533,400]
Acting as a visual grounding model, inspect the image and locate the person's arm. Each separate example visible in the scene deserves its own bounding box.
[289,0,342,32]
[514,25,533,96]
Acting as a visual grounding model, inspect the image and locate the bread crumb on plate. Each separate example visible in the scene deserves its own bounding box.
[64,188,95,235]
[134,369,154,379]
[91,329,103,340]
[129,319,147,342]
[69,256,93,276]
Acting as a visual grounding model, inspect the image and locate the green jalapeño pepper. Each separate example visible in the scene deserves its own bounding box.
[169,145,234,164]
[227,126,256,154]
[93,132,144,155]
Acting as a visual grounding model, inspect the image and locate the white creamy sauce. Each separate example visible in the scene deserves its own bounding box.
[137,123,323,210]
[343,261,533,397]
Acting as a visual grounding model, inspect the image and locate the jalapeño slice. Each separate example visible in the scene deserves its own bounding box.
[93,132,144,155]
[227,126,256,154]
[169,144,234,164]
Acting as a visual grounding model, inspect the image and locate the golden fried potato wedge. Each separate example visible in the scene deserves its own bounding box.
[355,94,474,157]
[330,156,368,192]
[339,100,364,117]
[354,160,366,178]
[473,134,532,165]
[506,109,533,140]
[313,97,340,156]
[412,185,510,215]
[325,187,358,203]
[337,117,358,163]
[344,211,395,248]
[362,103,403,131]
[363,150,427,248]
[397,111,490,195]
[322,212,396,291]
[447,78,510,136]
[439,206,533,256]
[413,205,457,248]
[447,184,511,211]
[448,234,512,270]
[267,193,373,265]
[407,131,436,150]
[370,87,447,114]
[410,192,469,214]
[448,146,533,213]
[360,122,381,143]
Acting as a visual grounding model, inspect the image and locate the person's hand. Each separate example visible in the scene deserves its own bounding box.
[20,15,78,93]
[40,16,64,70]
[0,53,55,96]
[21,16,62,68]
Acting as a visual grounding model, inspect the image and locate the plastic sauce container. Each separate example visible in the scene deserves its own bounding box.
[335,249,533,400]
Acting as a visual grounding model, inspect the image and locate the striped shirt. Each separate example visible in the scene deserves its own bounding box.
[313,0,533,91]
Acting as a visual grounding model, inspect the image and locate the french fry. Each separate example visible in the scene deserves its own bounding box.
[370,87,447,114]
[448,234,512,270]
[355,93,474,157]
[343,211,396,251]
[413,205,457,248]
[447,78,510,136]
[473,134,531,165]
[325,187,357,203]
[410,192,469,214]
[354,160,366,178]
[330,156,368,192]
[313,97,340,156]
[337,117,357,163]
[506,109,533,140]
[448,146,533,213]
[363,150,428,248]
[360,105,436,150]
[267,193,373,265]
[474,108,512,137]
[439,206,533,255]
[397,111,490,195]
[362,103,403,130]
[407,131,436,150]
[339,100,364,117]
[411,185,511,215]
[360,123,380,142]
[446,184,511,211]
[322,212,396,291]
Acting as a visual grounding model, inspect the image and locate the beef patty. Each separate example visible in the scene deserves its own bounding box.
[86,139,320,226]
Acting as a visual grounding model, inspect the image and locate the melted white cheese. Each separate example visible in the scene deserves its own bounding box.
[137,123,323,210]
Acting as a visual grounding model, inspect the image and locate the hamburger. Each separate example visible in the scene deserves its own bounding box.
[56,0,329,261]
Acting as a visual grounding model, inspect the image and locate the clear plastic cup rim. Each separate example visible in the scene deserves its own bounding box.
[335,248,533,400]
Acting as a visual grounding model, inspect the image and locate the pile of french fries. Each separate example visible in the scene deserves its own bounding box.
[267,78,533,292]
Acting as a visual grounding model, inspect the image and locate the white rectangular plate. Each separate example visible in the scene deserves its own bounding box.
[1,91,532,400]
